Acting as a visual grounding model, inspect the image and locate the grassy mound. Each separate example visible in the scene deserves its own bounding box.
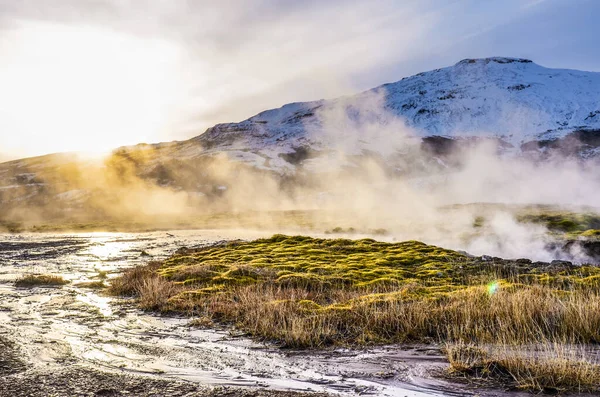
[158,235,470,292]
[517,211,600,236]
[110,235,600,392]
[110,235,600,347]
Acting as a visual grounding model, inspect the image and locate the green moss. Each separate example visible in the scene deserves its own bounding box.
[517,211,600,235]
[156,237,594,317]
[581,229,600,238]
[158,235,600,299]
[152,235,483,305]
[297,300,322,311]
[113,234,600,347]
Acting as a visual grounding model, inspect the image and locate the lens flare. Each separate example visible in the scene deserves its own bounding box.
[487,281,499,296]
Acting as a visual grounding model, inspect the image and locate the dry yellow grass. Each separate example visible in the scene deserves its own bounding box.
[108,261,180,310]
[165,284,600,347]
[14,274,69,287]
[447,342,600,393]
[108,261,162,296]
[75,280,106,289]
[110,235,600,391]
[137,277,180,311]
[111,271,600,349]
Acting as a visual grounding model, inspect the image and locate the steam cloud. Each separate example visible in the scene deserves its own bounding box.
[3,87,599,265]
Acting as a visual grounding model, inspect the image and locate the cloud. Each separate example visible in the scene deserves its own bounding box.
[0,0,445,156]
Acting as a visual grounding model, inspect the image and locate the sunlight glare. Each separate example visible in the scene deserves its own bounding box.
[0,21,186,157]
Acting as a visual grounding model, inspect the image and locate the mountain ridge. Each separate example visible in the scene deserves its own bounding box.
[168,56,600,172]
[3,56,600,169]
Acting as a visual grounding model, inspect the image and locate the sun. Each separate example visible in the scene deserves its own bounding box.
[0,21,186,158]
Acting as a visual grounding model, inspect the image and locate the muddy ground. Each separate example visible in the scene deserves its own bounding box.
[0,230,552,397]
[0,365,330,397]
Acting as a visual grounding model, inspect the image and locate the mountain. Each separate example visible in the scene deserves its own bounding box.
[1,57,600,221]
[173,57,600,172]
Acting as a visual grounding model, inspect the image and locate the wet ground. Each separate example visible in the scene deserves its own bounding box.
[0,230,503,396]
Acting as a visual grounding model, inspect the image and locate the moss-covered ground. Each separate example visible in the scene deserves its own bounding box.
[157,235,600,293]
[159,235,471,292]
[109,234,600,392]
[111,235,600,347]
[516,210,600,237]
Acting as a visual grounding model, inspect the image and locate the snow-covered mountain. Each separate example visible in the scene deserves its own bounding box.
[173,57,600,172]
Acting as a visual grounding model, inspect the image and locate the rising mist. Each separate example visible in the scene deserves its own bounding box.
[1,87,599,264]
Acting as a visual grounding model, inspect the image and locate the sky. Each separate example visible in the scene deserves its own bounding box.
[0,0,598,162]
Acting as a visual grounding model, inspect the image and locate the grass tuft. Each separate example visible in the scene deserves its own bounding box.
[14,274,69,288]
[447,342,600,393]
[108,261,180,311]
[107,261,162,296]
[75,280,106,289]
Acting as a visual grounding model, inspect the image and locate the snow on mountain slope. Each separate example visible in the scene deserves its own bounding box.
[183,57,600,171]
[382,57,600,142]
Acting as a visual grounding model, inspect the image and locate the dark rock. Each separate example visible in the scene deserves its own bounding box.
[550,260,573,268]
[532,261,551,267]
[559,239,600,264]
[515,258,532,265]
[578,240,600,262]
[278,146,319,165]
[421,136,458,156]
